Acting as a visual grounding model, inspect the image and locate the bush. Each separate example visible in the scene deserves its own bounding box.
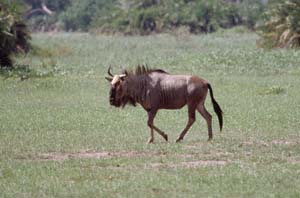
[24,0,71,31]
[0,1,31,68]
[257,0,300,48]
[235,0,265,30]
[60,0,266,34]
[60,0,117,31]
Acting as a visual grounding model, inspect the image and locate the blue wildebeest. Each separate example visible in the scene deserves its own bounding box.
[105,65,223,143]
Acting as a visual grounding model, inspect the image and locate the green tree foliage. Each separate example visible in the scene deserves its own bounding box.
[0,1,31,68]
[257,0,300,48]
[235,0,265,29]
[60,0,265,34]
[60,0,116,31]
[24,0,70,12]
[11,0,266,34]
[24,0,71,31]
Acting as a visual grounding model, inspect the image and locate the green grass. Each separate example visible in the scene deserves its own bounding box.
[1,30,300,197]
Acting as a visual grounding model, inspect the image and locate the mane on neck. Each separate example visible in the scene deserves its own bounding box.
[124,65,168,76]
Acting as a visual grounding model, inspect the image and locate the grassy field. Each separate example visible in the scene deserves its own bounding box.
[1,29,300,197]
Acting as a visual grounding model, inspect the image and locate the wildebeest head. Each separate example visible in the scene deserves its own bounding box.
[105,66,136,107]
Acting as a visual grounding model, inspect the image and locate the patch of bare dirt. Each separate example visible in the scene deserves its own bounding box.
[35,151,152,161]
[239,140,269,147]
[150,160,227,169]
[174,154,195,158]
[287,157,300,164]
[271,140,299,146]
[237,139,300,147]
[184,146,235,159]
[21,150,230,170]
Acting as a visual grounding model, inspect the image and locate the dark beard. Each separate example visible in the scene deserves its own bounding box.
[109,93,137,108]
[121,96,137,108]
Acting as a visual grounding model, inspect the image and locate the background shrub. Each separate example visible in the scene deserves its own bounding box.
[24,0,267,34]
[257,0,300,48]
[0,1,31,68]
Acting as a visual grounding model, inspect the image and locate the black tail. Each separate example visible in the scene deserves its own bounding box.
[207,84,223,131]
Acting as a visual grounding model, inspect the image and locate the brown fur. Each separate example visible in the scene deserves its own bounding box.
[106,65,223,143]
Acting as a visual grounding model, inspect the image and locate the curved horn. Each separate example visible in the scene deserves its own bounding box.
[108,65,114,77]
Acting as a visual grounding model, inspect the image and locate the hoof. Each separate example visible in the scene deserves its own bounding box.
[164,135,168,142]
[207,138,213,142]
[175,137,183,143]
[147,138,154,144]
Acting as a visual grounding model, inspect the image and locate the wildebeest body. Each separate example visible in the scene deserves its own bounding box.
[135,73,206,110]
[106,66,223,143]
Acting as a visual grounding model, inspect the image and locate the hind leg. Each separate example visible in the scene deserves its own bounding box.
[197,103,213,141]
[176,106,196,143]
[153,126,168,141]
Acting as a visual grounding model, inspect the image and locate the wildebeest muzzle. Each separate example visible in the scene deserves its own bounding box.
[109,87,121,107]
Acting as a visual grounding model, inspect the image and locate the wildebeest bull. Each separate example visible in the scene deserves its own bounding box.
[105,65,223,143]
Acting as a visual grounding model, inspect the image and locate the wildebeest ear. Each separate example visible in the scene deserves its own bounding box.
[124,70,128,76]
[121,66,127,75]
[105,77,113,82]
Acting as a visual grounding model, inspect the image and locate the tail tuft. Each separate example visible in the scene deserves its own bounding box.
[207,84,223,131]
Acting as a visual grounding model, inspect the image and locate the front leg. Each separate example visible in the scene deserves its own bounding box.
[146,109,168,143]
[147,110,157,144]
